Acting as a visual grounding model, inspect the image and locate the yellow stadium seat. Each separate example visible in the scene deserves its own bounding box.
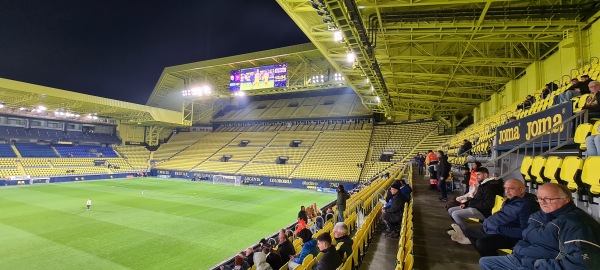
[520,156,533,184]
[469,195,505,223]
[542,156,562,183]
[575,123,593,152]
[530,156,547,184]
[559,156,584,191]
[573,94,589,112]
[582,156,600,196]
[592,121,600,136]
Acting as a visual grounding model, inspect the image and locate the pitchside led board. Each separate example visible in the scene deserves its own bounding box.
[495,101,573,150]
[229,63,287,92]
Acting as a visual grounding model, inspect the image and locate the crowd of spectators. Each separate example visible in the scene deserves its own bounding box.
[421,159,600,269]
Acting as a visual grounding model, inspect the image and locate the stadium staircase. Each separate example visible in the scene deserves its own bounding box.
[10,145,22,158]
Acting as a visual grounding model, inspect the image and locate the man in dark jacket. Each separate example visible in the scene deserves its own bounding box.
[453,179,540,256]
[333,222,353,260]
[313,233,342,270]
[480,183,600,270]
[381,182,407,235]
[298,206,308,223]
[276,230,295,260]
[436,151,451,201]
[447,167,503,233]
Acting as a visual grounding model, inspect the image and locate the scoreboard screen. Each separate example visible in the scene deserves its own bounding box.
[229,63,287,92]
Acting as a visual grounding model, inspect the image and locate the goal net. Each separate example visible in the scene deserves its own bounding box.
[212,175,241,186]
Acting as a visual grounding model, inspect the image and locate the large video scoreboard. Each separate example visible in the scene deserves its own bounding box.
[229,63,287,92]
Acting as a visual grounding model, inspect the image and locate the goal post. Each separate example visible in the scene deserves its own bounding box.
[212,175,241,186]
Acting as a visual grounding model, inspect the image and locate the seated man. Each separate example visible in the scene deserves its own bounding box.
[586,123,600,156]
[582,81,600,120]
[333,222,353,260]
[555,78,583,104]
[451,179,540,258]
[447,167,503,235]
[380,182,407,237]
[276,229,296,260]
[312,232,342,270]
[480,183,600,269]
[516,95,535,110]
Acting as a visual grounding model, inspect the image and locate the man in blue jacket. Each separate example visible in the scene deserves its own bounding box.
[451,179,540,257]
[480,183,600,270]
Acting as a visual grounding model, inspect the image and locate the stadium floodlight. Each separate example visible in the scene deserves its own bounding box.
[333,31,343,42]
[346,51,355,63]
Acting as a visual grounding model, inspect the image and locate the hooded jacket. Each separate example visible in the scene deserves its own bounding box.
[253,252,272,270]
[465,177,503,217]
[512,202,600,269]
[483,192,540,239]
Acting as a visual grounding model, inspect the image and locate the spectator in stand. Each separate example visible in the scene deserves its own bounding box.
[582,81,600,120]
[380,182,407,237]
[417,153,425,175]
[556,76,593,104]
[288,229,318,269]
[295,218,307,235]
[461,165,470,195]
[516,95,536,110]
[305,205,315,220]
[276,229,296,261]
[436,151,451,202]
[447,167,503,234]
[221,255,248,270]
[468,162,482,193]
[253,251,272,270]
[336,185,350,222]
[313,233,342,270]
[541,82,559,99]
[333,222,353,259]
[508,116,517,123]
[425,150,439,190]
[453,180,540,257]
[298,206,308,223]
[263,247,284,270]
[480,183,600,270]
[398,179,412,202]
[458,139,473,156]
[322,207,334,223]
[586,123,600,156]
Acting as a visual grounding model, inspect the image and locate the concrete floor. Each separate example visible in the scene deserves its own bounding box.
[359,167,481,270]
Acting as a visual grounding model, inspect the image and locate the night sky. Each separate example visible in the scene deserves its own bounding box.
[0,1,309,105]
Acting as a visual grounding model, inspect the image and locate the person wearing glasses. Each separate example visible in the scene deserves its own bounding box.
[480,183,600,270]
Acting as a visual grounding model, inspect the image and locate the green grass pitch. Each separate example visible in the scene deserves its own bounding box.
[0,178,335,270]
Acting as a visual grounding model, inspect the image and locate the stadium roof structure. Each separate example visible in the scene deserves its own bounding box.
[277,0,600,121]
[0,78,183,127]
[147,43,353,111]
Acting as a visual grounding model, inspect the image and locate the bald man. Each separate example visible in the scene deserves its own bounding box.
[480,183,600,270]
[452,179,539,256]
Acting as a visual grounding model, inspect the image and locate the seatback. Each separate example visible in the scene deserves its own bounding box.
[559,156,584,190]
[531,156,547,184]
[520,156,533,182]
[581,156,600,194]
[542,156,562,183]
[574,123,592,147]
[491,195,507,215]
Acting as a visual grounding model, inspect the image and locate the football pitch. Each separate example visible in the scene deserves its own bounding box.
[0,178,335,270]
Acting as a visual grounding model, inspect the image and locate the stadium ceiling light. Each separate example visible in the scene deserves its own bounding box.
[346,51,355,63]
[376,96,381,103]
[370,86,374,92]
[366,78,369,83]
[333,31,343,42]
